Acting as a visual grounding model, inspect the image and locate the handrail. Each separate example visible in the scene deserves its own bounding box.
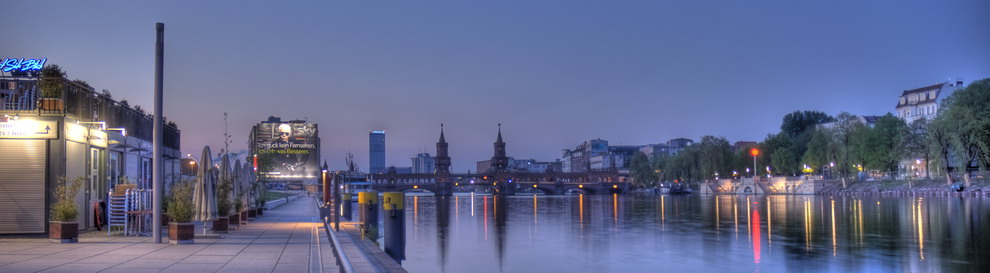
[319,200,355,273]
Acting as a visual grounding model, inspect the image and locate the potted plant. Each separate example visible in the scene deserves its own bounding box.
[237,198,248,225]
[50,176,83,243]
[229,199,241,229]
[214,177,232,233]
[166,181,195,244]
[38,65,65,111]
[255,183,267,216]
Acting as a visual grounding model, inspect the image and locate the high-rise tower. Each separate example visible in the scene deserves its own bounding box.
[369,130,386,174]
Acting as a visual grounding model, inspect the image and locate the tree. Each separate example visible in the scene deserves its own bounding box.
[629,151,657,188]
[696,136,733,181]
[770,145,799,176]
[803,128,833,175]
[72,79,91,89]
[928,116,955,185]
[831,112,867,187]
[901,118,931,178]
[39,64,66,98]
[858,114,906,176]
[939,78,990,187]
[780,110,835,138]
[761,133,798,176]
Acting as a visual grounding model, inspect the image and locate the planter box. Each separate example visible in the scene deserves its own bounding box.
[256,207,264,216]
[40,98,63,111]
[228,213,240,230]
[248,208,257,218]
[212,217,228,234]
[168,222,194,244]
[240,211,248,225]
[49,221,78,243]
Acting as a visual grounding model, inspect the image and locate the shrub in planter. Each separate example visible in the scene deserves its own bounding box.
[251,183,267,217]
[166,181,195,244]
[236,199,247,225]
[50,176,84,243]
[214,177,232,233]
[229,199,242,229]
[40,65,65,98]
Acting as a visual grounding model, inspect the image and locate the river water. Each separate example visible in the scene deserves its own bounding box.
[394,194,988,273]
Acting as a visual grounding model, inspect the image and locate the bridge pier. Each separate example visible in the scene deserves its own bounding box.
[435,181,452,196]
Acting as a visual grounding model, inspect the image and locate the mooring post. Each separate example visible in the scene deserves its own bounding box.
[382,192,405,262]
[342,193,353,220]
[358,192,378,238]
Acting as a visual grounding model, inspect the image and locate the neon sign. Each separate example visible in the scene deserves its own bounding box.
[1,58,47,72]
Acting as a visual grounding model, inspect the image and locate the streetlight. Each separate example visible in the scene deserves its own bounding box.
[185,153,200,177]
[749,148,760,179]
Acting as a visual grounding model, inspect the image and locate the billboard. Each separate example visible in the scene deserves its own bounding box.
[254,123,319,180]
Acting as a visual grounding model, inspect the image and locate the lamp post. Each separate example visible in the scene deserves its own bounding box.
[749,148,760,179]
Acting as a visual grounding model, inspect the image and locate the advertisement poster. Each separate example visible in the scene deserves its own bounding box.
[254,123,319,180]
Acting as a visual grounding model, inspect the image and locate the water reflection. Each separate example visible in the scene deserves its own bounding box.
[401,195,990,273]
[752,207,762,264]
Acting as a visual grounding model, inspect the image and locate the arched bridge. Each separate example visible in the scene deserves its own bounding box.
[368,171,631,195]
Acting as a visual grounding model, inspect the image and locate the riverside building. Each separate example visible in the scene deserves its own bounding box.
[0,70,181,234]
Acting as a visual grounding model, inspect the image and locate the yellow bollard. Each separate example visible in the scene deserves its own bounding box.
[358,192,378,237]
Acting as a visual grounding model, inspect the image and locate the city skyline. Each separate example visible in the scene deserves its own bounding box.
[2,1,989,172]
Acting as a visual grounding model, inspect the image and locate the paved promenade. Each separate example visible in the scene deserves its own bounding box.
[0,197,340,273]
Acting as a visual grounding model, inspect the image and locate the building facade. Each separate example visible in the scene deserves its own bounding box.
[1,73,181,234]
[248,116,320,185]
[369,130,385,174]
[895,80,962,124]
[893,80,963,179]
[667,138,694,156]
[561,139,608,173]
[411,153,435,174]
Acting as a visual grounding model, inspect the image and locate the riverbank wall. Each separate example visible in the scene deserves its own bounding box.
[819,178,990,197]
[699,177,990,197]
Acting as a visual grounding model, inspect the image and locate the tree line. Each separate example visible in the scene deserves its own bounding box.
[631,78,990,188]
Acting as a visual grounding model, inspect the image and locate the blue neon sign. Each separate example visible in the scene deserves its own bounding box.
[1,58,47,72]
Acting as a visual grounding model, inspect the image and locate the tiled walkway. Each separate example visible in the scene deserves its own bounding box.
[0,197,340,273]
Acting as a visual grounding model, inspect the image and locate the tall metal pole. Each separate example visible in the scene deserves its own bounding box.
[152,22,165,243]
[753,156,757,179]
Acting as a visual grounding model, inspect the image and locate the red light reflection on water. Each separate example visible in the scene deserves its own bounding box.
[752,209,762,264]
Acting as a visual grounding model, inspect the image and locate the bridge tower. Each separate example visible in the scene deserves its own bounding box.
[491,124,514,194]
[492,124,508,172]
[434,124,452,195]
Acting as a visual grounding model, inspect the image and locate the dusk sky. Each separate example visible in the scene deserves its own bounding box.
[2,1,988,172]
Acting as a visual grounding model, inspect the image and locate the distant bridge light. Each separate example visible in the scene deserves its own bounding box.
[533,185,537,188]
[413,185,418,189]
[613,185,618,189]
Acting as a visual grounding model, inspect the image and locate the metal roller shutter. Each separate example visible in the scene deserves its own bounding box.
[0,140,47,234]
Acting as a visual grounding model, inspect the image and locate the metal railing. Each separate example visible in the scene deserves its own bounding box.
[319,201,355,273]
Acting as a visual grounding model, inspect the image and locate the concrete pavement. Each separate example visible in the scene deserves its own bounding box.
[0,196,341,273]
